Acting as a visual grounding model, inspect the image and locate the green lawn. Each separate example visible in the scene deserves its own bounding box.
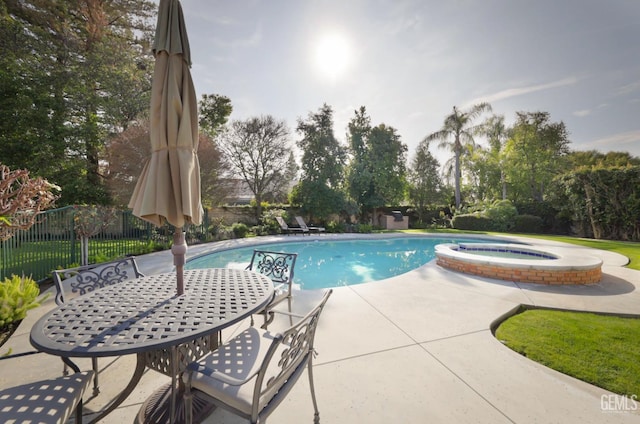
[2,238,166,283]
[510,234,640,270]
[495,309,640,397]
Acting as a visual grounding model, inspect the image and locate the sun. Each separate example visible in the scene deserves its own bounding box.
[314,32,351,79]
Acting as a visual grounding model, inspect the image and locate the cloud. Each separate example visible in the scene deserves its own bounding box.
[587,130,640,149]
[615,80,640,96]
[466,77,579,106]
[573,109,591,117]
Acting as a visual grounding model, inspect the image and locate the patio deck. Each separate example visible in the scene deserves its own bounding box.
[2,234,639,423]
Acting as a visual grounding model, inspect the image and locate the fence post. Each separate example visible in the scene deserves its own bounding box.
[70,208,77,264]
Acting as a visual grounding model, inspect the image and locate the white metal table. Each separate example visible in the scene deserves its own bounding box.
[30,268,274,423]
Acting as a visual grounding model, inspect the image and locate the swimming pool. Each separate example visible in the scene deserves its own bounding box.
[186,237,487,290]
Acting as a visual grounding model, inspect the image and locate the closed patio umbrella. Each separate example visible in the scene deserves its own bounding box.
[129,0,202,295]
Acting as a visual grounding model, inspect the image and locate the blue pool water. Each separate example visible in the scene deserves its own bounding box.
[186,237,487,290]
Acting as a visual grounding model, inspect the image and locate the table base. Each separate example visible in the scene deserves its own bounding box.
[137,382,215,424]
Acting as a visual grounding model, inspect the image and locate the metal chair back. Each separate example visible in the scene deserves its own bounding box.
[52,257,144,306]
[246,250,297,297]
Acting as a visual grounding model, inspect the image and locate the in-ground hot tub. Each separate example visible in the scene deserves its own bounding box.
[435,243,602,285]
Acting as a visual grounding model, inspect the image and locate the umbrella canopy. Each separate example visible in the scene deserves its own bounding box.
[129,0,202,294]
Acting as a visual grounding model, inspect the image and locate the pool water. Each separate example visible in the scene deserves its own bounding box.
[186,237,484,290]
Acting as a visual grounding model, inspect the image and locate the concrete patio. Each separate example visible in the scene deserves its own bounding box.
[2,234,639,423]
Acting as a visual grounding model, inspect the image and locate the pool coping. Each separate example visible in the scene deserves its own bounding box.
[434,242,603,271]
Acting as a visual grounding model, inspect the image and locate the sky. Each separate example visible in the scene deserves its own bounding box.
[172,0,640,166]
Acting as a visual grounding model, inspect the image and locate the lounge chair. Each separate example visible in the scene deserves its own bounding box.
[295,216,326,233]
[275,216,308,235]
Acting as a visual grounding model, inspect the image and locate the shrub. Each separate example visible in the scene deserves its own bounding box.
[251,225,272,236]
[231,222,250,238]
[514,201,559,232]
[513,214,544,233]
[0,275,41,328]
[484,200,518,232]
[354,223,374,233]
[88,252,111,264]
[326,221,346,233]
[452,214,492,231]
[208,217,226,237]
[260,209,287,234]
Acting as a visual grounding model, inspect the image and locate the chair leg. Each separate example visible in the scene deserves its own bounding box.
[261,310,275,329]
[307,360,320,424]
[91,357,100,395]
[74,398,84,424]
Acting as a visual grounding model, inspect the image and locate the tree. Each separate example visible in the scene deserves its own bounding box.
[197,93,234,206]
[199,94,233,138]
[107,118,233,208]
[345,107,408,222]
[2,0,155,205]
[72,205,118,265]
[424,103,492,208]
[345,106,373,220]
[408,140,442,223]
[367,124,408,207]
[503,111,570,202]
[293,104,347,221]
[0,164,59,241]
[554,166,640,240]
[218,116,295,219]
[198,133,234,207]
[296,104,346,187]
[467,114,511,201]
[106,119,152,207]
[566,150,640,169]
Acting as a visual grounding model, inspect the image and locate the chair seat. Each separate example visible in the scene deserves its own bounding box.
[0,371,94,424]
[186,327,288,415]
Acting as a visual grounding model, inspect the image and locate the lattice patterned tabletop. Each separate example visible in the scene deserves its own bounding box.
[30,269,274,357]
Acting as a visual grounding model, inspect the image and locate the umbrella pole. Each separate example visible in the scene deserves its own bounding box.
[172,229,187,295]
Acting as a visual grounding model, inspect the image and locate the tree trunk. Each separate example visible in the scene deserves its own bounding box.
[454,147,461,208]
[81,236,89,266]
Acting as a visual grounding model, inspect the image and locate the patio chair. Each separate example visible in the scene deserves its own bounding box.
[275,216,308,235]
[51,257,144,395]
[184,289,333,424]
[246,250,297,327]
[0,352,94,424]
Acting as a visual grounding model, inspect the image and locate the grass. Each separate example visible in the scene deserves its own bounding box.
[2,239,169,283]
[509,234,640,270]
[495,309,640,397]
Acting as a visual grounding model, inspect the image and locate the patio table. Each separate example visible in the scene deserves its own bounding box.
[29,268,274,424]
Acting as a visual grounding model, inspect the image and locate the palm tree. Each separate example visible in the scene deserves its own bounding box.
[424,103,492,208]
